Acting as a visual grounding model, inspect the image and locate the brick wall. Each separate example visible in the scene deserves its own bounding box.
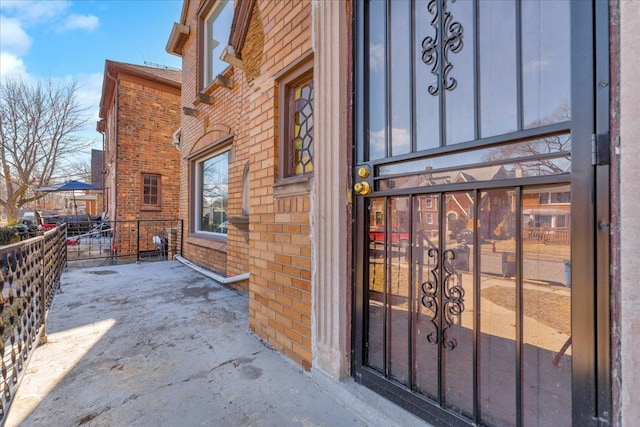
[178,0,313,368]
[178,0,250,284]
[246,0,313,370]
[103,71,181,256]
[115,75,181,222]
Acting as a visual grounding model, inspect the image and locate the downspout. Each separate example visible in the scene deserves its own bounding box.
[98,127,106,214]
[106,70,119,223]
[174,255,249,284]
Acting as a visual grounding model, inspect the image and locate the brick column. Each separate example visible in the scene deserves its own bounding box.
[166,228,178,260]
[311,0,350,378]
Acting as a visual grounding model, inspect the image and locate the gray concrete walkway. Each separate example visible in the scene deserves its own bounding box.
[6,261,428,427]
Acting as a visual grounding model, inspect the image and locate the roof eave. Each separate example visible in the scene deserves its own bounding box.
[99,60,181,120]
[111,61,181,89]
[98,60,117,120]
[166,22,190,57]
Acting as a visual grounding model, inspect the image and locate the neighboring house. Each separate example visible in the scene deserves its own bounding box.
[69,194,99,216]
[522,187,571,246]
[523,188,571,228]
[167,1,640,426]
[97,60,181,254]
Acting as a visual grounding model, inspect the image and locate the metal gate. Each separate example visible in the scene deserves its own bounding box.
[65,219,183,266]
[352,1,609,426]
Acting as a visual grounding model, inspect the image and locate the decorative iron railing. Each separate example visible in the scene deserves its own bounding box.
[64,219,183,266]
[0,225,67,421]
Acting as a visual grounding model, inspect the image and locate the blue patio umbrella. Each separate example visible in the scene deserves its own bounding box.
[38,180,101,215]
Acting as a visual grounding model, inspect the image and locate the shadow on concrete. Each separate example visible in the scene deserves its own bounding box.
[7,261,370,427]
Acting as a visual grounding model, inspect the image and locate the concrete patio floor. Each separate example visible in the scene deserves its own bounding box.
[6,261,428,427]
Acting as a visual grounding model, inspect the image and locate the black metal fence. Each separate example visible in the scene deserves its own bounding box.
[65,219,183,266]
[0,225,67,421]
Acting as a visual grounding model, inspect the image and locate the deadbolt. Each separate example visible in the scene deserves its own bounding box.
[357,166,370,179]
[353,181,371,195]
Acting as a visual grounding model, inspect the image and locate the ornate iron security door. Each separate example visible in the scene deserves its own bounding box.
[352,1,607,426]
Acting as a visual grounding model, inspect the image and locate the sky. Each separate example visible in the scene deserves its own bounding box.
[0,0,183,153]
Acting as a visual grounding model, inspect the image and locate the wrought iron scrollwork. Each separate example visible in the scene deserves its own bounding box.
[421,0,464,96]
[421,0,439,96]
[421,248,440,345]
[441,249,465,350]
[420,248,465,351]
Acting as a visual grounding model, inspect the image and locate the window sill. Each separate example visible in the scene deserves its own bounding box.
[187,233,227,252]
[228,215,249,232]
[273,175,312,198]
[141,206,162,212]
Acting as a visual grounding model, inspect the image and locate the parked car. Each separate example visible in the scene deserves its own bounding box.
[369,225,410,248]
[57,214,101,235]
[18,211,39,226]
[41,216,58,230]
[456,228,473,243]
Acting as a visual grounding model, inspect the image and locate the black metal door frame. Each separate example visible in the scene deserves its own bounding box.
[351,1,611,426]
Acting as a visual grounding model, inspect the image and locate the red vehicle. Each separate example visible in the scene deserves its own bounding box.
[369,225,410,248]
[41,216,58,230]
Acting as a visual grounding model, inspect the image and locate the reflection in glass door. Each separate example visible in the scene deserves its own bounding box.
[521,187,572,427]
[367,196,412,384]
[363,188,572,426]
[354,1,599,425]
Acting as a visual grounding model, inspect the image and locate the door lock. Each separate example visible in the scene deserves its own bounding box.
[353,181,371,195]
[357,166,370,179]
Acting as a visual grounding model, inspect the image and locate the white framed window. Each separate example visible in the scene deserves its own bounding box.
[202,0,234,89]
[194,149,229,235]
[426,213,433,224]
[426,197,433,208]
[539,191,571,205]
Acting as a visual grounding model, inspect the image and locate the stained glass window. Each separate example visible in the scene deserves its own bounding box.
[292,80,314,175]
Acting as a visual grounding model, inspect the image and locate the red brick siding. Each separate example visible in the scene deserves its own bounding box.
[178,0,313,368]
[103,73,181,256]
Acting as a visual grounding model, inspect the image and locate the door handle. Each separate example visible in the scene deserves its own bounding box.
[354,166,371,195]
[357,166,370,178]
[353,181,371,195]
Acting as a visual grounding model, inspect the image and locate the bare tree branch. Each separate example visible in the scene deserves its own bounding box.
[0,76,91,221]
[484,100,572,177]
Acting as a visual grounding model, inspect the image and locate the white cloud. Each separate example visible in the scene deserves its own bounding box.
[60,13,99,32]
[370,128,386,154]
[369,127,411,155]
[0,52,28,78]
[75,72,104,117]
[0,0,70,24]
[370,43,384,73]
[72,72,107,144]
[0,16,32,56]
[0,1,99,83]
[391,127,410,152]
[523,58,549,74]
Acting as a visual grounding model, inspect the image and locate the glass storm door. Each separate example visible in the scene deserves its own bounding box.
[352,1,607,426]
